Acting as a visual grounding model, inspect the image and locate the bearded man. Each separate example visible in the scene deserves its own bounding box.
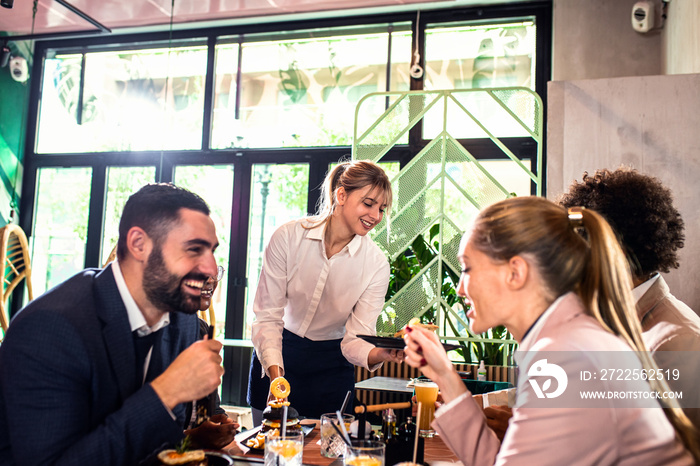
[0,183,237,466]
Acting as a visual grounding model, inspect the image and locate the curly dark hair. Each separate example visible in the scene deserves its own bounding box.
[557,167,685,277]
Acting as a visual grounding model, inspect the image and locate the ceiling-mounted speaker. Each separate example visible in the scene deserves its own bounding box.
[632,1,654,33]
[0,45,10,68]
[9,57,28,82]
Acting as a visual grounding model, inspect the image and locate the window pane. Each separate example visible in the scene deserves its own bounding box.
[479,159,532,197]
[424,21,536,91]
[101,167,156,265]
[389,30,412,93]
[423,21,536,139]
[174,164,234,338]
[211,40,241,150]
[37,43,207,153]
[380,161,401,181]
[244,164,309,338]
[218,24,410,149]
[31,167,92,297]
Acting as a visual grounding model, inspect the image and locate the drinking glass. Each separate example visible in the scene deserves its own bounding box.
[264,431,303,466]
[344,439,385,466]
[321,413,354,458]
[414,380,439,438]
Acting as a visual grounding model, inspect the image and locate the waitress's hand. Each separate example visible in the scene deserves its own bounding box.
[266,365,288,403]
[368,347,404,366]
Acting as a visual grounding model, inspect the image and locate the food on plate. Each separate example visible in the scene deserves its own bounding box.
[262,405,302,435]
[157,449,207,465]
[246,430,268,449]
[393,317,438,337]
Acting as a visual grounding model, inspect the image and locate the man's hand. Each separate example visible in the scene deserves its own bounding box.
[184,414,239,450]
[483,405,512,442]
[151,339,224,410]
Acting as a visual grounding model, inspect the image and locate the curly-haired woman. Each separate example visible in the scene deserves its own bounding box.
[558,166,700,429]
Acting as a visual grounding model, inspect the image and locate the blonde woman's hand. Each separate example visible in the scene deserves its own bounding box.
[403,326,466,404]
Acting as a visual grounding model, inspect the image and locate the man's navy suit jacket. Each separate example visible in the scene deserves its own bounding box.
[0,264,199,465]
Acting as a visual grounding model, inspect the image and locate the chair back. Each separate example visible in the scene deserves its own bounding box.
[0,224,33,334]
[103,244,117,267]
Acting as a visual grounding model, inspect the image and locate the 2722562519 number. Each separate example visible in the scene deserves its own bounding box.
[598,368,680,381]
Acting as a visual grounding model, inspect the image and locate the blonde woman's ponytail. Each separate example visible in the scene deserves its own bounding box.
[577,207,700,461]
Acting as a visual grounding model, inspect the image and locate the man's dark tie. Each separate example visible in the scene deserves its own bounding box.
[132,329,163,385]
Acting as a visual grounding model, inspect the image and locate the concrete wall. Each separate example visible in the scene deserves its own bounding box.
[662,0,700,74]
[547,0,700,311]
[547,73,700,311]
[552,0,662,81]
[551,0,700,78]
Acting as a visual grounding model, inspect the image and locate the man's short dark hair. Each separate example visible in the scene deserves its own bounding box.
[558,167,685,277]
[116,183,210,261]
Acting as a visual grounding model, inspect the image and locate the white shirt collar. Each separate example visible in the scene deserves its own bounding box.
[632,273,660,302]
[305,218,363,256]
[111,259,170,336]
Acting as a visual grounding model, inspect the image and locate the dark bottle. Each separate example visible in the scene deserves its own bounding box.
[370,429,383,443]
[397,416,423,464]
[397,416,416,442]
[383,409,401,466]
[382,409,397,443]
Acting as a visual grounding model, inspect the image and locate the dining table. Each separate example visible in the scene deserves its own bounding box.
[222,419,462,466]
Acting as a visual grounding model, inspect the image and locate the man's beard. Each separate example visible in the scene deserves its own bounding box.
[142,245,205,314]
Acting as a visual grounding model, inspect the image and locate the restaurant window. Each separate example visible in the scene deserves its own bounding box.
[424,159,532,229]
[101,166,156,265]
[211,40,241,150]
[36,43,208,154]
[30,167,92,296]
[212,24,412,150]
[424,20,536,91]
[244,163,309,338]
[174,164,235,338]
[422,20,537,140]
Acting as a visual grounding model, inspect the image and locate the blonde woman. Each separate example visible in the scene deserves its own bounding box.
[248,160,402,422]
[403,196,698,465]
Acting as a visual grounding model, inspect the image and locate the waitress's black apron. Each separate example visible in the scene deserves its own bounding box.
[247,329,354,419]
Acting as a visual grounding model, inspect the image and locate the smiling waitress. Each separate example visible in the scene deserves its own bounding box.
[247,160,403,422]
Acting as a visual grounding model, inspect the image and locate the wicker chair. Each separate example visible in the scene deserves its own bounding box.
[0,224,34,336]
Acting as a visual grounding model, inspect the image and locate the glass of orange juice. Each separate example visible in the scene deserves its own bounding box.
[264,431,303,466]
[344,440,385,466]
[414,380,439,438]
